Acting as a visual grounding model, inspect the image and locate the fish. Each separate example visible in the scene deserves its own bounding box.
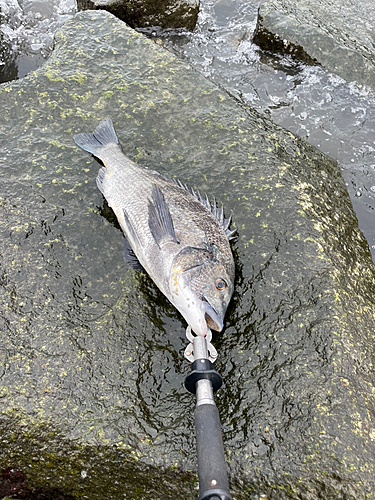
[73,118,235,336]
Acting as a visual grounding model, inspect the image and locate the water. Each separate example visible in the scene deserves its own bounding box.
[0,0,76,81]
[1,0,374,259]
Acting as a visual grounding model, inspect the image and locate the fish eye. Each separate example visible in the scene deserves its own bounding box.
[215,278,227,291]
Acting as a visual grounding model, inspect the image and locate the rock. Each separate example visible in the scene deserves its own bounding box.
[0,9,375,500]
[77,0,199,30]
[0,467,75,500]
[253,0,375,90]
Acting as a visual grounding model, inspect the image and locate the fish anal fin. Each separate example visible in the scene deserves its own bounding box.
[96,167,106,194]
[122,236,145,271]
[148,185,179,248]
[122,207,142,251]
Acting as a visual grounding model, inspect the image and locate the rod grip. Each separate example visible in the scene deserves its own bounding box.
[195,403,232,500]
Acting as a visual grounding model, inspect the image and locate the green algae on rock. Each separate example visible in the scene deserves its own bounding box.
[0,9,375,500]
[253,0,375,91]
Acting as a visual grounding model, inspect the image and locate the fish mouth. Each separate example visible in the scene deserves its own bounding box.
[202,297,224,332]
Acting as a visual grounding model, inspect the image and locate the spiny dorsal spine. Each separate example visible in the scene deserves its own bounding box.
[172,178,236,240]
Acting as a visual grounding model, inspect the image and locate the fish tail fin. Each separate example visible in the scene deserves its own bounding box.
[73,118,120,156]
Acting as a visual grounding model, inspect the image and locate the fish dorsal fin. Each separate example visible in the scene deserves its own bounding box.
[172,178,236,240]
[148,185,179,248]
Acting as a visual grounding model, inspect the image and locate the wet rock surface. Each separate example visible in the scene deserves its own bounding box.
[77,0,199,30]
[0,466,75,500]
[0,9,375,500]
[253,0,375,90]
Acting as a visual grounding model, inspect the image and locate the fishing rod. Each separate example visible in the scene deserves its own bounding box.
[184,327,232,500]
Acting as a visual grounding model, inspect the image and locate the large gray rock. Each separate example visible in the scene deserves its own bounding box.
[77,0,199,30]
[253,0,375,90]
[0,9,375,500]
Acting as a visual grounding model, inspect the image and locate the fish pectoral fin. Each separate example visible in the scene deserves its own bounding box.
[148,184,179,248]
[122,236,145,271]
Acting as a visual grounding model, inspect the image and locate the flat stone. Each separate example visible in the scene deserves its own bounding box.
[0,9,375,500]
[253,0,375,90]
[77,0,200,30]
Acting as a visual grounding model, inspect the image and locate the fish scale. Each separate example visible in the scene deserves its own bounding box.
[74,118,235,336]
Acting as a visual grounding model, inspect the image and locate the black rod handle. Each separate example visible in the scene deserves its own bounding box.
[195,402,232,500]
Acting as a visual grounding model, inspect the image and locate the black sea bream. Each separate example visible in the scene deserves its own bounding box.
[74,118,235,336]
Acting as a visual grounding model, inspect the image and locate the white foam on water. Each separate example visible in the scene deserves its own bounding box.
[0,0,77,78]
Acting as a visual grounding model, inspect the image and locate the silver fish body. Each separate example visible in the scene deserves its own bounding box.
[74,118,235,336]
